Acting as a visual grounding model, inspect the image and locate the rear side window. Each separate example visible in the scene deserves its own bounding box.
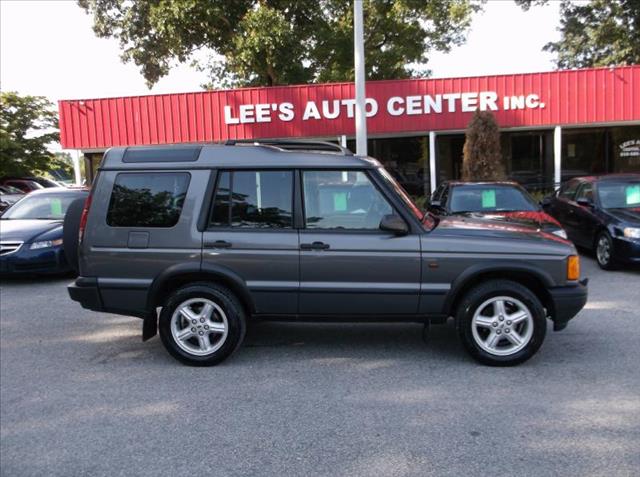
[209,170,293,228]
[107,172,190,227]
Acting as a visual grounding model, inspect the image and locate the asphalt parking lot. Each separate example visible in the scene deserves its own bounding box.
[1,255,639,477]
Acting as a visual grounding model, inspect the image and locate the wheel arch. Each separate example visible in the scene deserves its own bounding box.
[146,262,255,316]
[444,264,554,319]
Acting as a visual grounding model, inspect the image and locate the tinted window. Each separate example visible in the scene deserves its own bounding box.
[107,173,190,227]
[209,171,293,228]
[449,185,538,213]
[303,170,393,229]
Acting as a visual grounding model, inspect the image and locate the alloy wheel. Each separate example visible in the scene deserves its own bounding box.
[170,298,229,356]
[471,296,534,356]
[596,236,611,266]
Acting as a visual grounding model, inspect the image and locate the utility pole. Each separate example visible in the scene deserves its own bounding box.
[353,0,367,156]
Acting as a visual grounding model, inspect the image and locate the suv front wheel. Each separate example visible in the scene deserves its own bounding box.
[456,280,546,366]
[159,282,246,366]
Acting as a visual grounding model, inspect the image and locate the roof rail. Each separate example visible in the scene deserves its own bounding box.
[224,139,354,156]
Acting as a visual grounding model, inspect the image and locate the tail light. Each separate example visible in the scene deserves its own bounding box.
[78,192,93,244]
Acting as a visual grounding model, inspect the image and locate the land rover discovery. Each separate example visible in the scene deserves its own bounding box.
[67,141,588,366]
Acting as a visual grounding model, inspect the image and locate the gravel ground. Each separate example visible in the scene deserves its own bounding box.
[1,255,639,477]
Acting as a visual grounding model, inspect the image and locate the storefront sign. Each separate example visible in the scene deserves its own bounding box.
[58,66,640,149]
[223,92,545,125]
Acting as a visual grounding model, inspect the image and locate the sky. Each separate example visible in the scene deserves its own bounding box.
[1,0,561,104]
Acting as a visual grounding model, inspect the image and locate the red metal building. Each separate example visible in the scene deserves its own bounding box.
[59,66,640,193]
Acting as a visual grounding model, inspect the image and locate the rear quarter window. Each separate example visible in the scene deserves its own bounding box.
[106,172,190,227]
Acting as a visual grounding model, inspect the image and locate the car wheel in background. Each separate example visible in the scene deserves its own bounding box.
[595,231,617,270]
[159,282,246,366]
[456,280,546,366]
[63,197,86,273]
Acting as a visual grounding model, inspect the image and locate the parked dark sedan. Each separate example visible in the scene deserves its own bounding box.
[428,181,568,239]
[0,188,88,275]
[542,174,640,269]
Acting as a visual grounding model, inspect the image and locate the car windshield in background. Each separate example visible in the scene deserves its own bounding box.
[449,185,538,213]
[598,181,640,209]
[1,193,84,220]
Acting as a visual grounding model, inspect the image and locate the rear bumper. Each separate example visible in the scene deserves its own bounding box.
[68,277,103,312]
[548,278,588,331]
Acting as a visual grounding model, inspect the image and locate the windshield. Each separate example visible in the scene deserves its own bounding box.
[449,184,538,213]
[597,181,640,209]
[1,193,85,220]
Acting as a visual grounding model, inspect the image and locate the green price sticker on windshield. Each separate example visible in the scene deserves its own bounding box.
[50,199,63,216]
[481,189,496,208]
[626,185,640,205]
[333,192,347,211]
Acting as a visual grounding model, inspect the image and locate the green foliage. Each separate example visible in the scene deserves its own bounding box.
[0,92,60,177]
[517,0,640,68]
[462,111,505,181]
[78,0,481,88]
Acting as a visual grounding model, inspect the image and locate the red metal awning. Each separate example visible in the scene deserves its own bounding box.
[59,66,640,150]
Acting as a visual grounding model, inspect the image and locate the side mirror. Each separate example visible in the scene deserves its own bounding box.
[576,197,593,207]
[430,200,441,208]
[540,196,552,207]
[379,214,409,236]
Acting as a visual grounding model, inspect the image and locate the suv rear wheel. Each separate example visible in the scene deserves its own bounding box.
[159,282,246,366]
[455,280,546,366]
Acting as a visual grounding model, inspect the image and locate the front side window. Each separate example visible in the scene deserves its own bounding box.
[575,183,594,202]
[107,172,190,227]
[303,170,393,230]
[209,170,293,228]
[559,180,580,200]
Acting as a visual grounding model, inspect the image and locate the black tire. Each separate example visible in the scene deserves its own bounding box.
[159,282,246,366]
[595,231,617,270]
[63,197,86,273]
[455,280,546,366]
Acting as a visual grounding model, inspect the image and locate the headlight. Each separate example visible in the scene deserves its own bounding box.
[623,227,640,239]
[551,229,568,239]
[30,238,63,250]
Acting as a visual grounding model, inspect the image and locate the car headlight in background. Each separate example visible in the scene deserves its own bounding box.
[551,229,568,239]
[623,227,640,239]
[30,238,63,250]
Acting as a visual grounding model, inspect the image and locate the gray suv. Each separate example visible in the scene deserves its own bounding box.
[67,141,588,366]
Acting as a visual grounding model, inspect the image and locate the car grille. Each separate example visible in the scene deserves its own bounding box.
[0,241,23,256]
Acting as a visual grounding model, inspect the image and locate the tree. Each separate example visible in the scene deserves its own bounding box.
[461,111,505,181]
[0,92,61,177]
[517,0,640,68]
[78,0,481,88]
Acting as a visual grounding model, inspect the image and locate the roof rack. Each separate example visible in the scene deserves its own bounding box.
[224,139,354,156]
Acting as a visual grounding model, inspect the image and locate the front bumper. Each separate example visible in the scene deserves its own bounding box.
[612,236,640,265]
[0,245,71,276]
[548,278,589,331]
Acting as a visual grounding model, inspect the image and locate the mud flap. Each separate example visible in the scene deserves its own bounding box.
[142,313,158,341]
